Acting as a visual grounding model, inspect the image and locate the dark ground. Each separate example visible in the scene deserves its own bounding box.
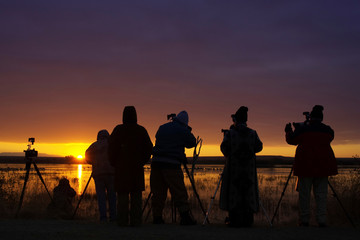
[0,219,359,240]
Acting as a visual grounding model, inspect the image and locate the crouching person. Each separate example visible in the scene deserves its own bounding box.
[109,106,153,226]
[47,177,76,219]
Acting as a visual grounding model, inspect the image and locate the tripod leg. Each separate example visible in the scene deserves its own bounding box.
[72,173,93,219]
[328,180,356,228]
[15,164,31,218]
[142,191,153,214]
[171,197,176,223]
[259,199,272,227]
[183,163,210,224]
[271,168,293,225]
[32,162,53,201]
[203,173,222,225]
[144,205,152,222]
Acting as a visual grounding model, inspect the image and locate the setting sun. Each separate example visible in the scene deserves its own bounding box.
[77,155,83,160]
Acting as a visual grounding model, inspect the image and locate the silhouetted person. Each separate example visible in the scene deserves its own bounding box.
[85,129,116,222]
[219,106,263,227]
[108,106,153,226]
[150,111,197,225]
[47,177,76,219]
[285,105,337,227]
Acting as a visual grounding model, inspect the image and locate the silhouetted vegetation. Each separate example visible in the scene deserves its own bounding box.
[0,165,359,226]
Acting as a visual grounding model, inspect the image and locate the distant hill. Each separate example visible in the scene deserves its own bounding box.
[0,156,80,164]
[0,152,62,157]
[0,155,358,166]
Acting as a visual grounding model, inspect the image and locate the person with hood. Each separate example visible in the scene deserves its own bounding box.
[285,105,337,227]
[85,129,116,222]
[108,106,153,226]
[47,177,76,219]
[150,111,197,225]
[219,106,263,227]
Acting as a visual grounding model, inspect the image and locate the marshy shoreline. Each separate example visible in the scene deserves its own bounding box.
[1,218,359,240]
[0,155,359,167]
[1,156,359,239]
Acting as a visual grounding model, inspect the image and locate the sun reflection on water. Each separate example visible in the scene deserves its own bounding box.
[77,164,82,194]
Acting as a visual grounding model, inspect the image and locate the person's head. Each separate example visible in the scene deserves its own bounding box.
[59,177,70,187]
[97,129,109,140]
[174,111,189,126]
[123,106,137,124]
[233,106,248,124]
[310,105,324,122]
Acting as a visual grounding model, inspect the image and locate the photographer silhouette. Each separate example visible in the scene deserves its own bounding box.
[285,105,337,227]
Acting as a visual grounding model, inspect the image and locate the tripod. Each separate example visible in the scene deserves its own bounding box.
[271,168,356,228]
[271,168,293,225]
[16,156,53,218]
[142,191,178,223]
[72,172,93,219]
[183,161,210,224]
[142,191,153,222]
[190,137,202,178]
[202,170,272,227]
[327,179,356,228]
[203,172,223,225]
[142,162,209,224]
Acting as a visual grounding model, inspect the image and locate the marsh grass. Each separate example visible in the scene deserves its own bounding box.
[327,168,360,225]
[0,164,359,227]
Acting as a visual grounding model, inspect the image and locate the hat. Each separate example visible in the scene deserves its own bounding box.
[310,105,324,121]
[234,106,248,123]
[175,111,189,126]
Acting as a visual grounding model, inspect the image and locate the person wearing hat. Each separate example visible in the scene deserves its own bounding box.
[108,106,153,226]
[219,106,263,227]
[285,105,337,227]
[150,111,197,225]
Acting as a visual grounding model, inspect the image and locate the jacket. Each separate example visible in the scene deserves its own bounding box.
[286,121,337,177]
[108,106,153,193]
[152,119,196,166]
[85,130,115,177]
[219,124,263,212]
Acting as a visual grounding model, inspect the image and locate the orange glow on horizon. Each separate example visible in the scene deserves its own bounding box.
[0,141,359,158]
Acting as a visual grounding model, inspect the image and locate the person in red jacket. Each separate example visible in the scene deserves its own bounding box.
[285,105,337,227]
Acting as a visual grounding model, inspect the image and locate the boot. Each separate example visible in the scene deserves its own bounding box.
[180,211,196,225]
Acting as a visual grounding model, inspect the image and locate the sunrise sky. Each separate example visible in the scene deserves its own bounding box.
[1,1,360,158]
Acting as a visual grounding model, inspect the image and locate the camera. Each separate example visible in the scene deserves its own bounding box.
[167,113,176,120]
[292,111,310,129]
[168,113,192,131]
[221,129,229,134]
[24,137,38,158]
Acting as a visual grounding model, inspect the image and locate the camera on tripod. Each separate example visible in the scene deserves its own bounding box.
[17,137,53,218]
[292,111,310,129]
[24,137,38,158]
